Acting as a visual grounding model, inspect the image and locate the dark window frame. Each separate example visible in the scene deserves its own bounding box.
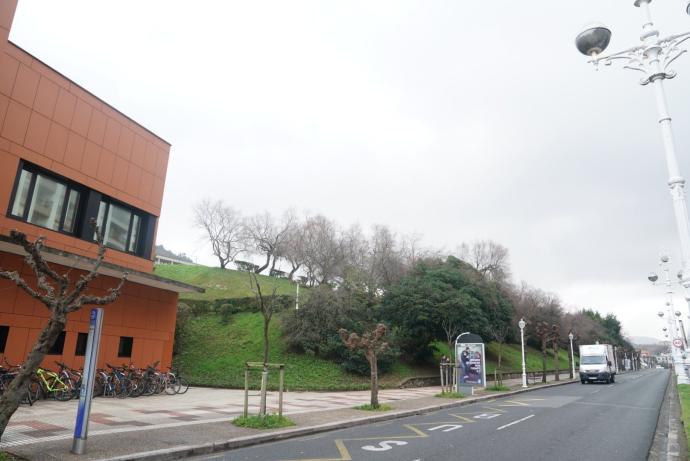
[7,161,85,236]
[0,326,8,353]
[75,332,88,356]
[117,336,133,358]
[46,331,66,355]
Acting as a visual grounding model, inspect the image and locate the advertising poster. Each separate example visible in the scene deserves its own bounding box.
[456,342,485,386]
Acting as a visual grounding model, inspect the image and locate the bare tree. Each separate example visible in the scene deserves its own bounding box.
[279,217,307,281]
[535,321,559,384]
[193,199,245,269]
[489,323,511,371]
[302,215,344,285]
[0,225,125,438]
[459,240,511,283]
[245,211,296,274]
[369,225,406,288]
[339,324,388,408]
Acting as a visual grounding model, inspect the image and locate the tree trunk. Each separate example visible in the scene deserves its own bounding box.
[553,342,559,381]
[368,352,379,408]
[541,339,547,383]
[263,317,270,364]
[497,342,503,370]
[0,315,65,437]
[288,263,301,281]
[218,256,227,269]
[256,252,272,274]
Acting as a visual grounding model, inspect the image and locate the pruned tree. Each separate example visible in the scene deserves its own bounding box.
[193,199,245,269]
[0,224,125,438]
[552,324,561,381]
[458,240,511,283]
[339,324,388,408]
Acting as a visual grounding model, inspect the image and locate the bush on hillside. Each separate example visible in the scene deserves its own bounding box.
[281,284,398,375]
[174,303,192,355]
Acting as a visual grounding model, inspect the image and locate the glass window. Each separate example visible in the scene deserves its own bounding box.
[104,203,131,251]
[128,215,140,253]
[10,169,33,217]
[27,174,67,231]
[96,200,145,255]
[75,332,88,356]
[118,336,133,357]
[9,165,82,234]
[63,189,80,233]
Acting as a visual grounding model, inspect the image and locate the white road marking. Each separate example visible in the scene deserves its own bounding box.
[474,413,501,419]
[361,440,408,452]
[428,424,463,432]
[496,414,535,431]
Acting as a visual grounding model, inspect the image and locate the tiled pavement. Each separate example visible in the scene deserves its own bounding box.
[1,386,439,448]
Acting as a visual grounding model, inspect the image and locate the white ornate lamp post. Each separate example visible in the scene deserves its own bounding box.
[576,0,690,382]
[568,331,576,379]
[519,318,527,388]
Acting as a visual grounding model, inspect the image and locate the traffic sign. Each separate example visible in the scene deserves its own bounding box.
[673,338,683,348]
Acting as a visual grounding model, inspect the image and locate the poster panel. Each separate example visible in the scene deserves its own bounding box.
[456,342,486,387]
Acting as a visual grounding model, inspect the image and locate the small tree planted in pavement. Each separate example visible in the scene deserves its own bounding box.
[0,224,125,439]
[339,324,388,409]
[535,321,559,383]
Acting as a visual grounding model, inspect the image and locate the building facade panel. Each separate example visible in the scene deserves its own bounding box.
[0,1,191,373]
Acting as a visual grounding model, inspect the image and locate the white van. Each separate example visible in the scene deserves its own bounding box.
[579,344,617,384]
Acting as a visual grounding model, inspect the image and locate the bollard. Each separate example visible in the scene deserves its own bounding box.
[243,368,249,418]
[279,366,285,417]
[259,368,268,416]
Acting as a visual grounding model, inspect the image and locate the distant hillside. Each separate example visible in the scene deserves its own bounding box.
[153,263,300,301]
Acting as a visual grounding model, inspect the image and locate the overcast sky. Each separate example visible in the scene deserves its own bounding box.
[10,1,690,340]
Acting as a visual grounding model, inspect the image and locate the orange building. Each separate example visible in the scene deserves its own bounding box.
[0,1,200,370]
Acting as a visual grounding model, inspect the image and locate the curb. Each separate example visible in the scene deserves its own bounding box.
[100,379,578,461]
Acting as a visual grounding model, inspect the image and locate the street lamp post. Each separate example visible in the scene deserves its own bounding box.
[519,318,527,388]
[576,0,690,382]
[568,331,576,379]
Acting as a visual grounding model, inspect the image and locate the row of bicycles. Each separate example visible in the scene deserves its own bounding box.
[0,359,189,406]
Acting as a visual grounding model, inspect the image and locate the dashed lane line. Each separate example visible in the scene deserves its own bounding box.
[496,414,535,431]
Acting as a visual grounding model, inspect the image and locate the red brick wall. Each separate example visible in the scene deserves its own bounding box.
[0,253,178,370]
[0,1,170,274]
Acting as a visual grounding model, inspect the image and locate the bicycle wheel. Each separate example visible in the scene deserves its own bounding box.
[165,375,180,395]
[115,378,133,398]
[176,377,190,394]
[28,378,43,402]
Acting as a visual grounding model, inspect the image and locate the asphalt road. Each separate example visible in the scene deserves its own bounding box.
[193,369,669,461]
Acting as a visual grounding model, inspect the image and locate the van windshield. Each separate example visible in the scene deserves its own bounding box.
[581,355,606,365]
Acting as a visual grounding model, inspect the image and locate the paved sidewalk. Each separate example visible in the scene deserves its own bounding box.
[2,372,575,460]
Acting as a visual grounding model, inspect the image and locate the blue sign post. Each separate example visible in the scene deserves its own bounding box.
[72,308,104,455]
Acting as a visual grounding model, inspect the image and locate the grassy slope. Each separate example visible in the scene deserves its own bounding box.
[160,264,577,390]
[154,264,300,301]
[678,384,690,447]
[176,312,576,390]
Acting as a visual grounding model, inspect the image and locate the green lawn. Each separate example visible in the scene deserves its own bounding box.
[175,312,576,391]
[174,312,435,391]
[154,264,301,302]
[678,384,690,447]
